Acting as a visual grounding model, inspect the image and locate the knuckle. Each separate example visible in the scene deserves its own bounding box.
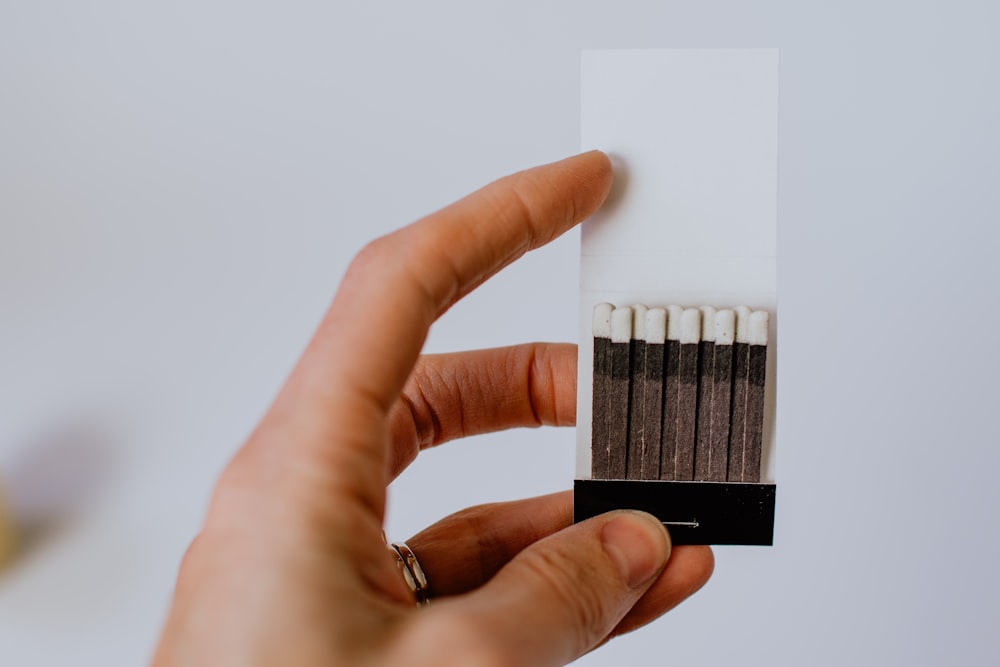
[347,236,394,279]
[350,235,455,310]
[464,507,516,581]
[176,533,206,577]
[399,365,442,449]
[416,500,516,584]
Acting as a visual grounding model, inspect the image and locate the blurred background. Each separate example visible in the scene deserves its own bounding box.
[2,1,999,665]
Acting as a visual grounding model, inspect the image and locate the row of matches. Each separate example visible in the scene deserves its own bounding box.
[591,303,769,483]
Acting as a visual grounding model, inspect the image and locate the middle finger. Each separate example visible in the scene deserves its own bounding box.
[387,343,577,479]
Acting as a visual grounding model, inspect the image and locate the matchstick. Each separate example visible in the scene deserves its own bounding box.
[693,305,716,481]
[592,301,769,484]
[744,310,769,483]
[727,305,752,482]
[590,303,613,479]
[640,308,666,480]
[626,304,649,480]
[608,306,632,479]
[708,309,735,481]
[673,308,701,480]
[659,305,683,480]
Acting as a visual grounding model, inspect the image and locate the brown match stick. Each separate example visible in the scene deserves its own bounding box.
[727,306,752,482]
[693,306,716,481]
[743,310,769,483]
[673,308,701,480]
[708,309,735,481]
[659,305,682,480]
[626,304,648,480]
[608,306,632,480]
[590,303,613,479]
[640,308,666,479]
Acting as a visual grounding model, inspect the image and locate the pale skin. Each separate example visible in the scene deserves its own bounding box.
[153,151,714,667]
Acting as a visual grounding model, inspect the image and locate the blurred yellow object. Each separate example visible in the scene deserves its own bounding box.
[0,491,16,567]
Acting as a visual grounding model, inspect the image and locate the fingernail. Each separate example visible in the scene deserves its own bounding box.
[600,511,671,589]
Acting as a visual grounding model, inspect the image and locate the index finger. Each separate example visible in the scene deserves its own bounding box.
[259,152,612,506]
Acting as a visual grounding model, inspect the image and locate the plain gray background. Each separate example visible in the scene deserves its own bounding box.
[2,1,999,665]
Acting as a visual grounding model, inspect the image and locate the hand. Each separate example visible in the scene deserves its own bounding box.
[152,152,714,667]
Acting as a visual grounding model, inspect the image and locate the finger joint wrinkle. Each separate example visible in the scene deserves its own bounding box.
[523,345,544,427]
[404,372,444,450]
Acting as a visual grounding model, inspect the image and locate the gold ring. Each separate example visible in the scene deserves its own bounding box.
[389,541,431,606]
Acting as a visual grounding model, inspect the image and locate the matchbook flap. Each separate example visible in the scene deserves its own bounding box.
[576,50,778,544]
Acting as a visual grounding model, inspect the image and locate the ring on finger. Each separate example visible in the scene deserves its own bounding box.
[389,541,431,606]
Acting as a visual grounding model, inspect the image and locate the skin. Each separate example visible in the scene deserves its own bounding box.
[152,151,714,667]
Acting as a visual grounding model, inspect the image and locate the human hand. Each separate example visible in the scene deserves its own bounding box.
[152,151,713,667]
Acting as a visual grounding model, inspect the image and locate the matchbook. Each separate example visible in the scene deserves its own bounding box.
[575,49,778,545]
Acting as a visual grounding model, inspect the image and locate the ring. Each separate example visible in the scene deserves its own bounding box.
[389,541,431,606]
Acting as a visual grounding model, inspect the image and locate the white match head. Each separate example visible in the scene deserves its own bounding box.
[680,308,701,344]
[592,303,613,338]
[715,309,736,345]
[631,304,648,340]
[610,306,632,344]
[645,308,667,344]
[666,305,684,340]
[699,306,717,342]
[749,310,769,346]
[734,305,752,343]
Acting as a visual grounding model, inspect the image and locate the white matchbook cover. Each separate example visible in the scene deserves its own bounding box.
[577,49,779,482]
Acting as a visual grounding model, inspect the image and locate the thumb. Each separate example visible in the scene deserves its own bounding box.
[450,510,671,667]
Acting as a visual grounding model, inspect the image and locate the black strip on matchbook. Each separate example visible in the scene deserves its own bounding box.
[574,479,776,546]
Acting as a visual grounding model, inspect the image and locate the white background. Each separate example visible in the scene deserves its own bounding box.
[2,2,999,665]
